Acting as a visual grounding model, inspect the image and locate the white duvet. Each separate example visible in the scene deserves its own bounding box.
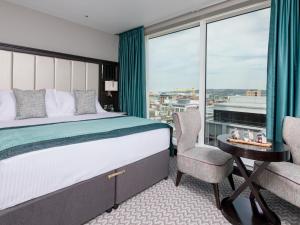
[0,113,170,210]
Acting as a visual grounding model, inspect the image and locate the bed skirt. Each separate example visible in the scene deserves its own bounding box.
[0,150,169,225]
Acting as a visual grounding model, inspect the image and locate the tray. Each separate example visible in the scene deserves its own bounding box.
[227,138,272,148]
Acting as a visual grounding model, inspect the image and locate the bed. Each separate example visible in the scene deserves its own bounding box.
[0,113,171,225]
[0,44,171,225]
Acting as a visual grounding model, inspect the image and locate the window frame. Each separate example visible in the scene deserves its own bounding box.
[145,1,271,147]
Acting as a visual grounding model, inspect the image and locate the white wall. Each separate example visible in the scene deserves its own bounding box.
[0,1,119,62]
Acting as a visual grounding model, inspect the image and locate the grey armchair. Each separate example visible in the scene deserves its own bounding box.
[173,111,235,209]
[255,116,300,208]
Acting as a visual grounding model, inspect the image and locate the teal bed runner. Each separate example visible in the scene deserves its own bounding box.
[0,116,173,160]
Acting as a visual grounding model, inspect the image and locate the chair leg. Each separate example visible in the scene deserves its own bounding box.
[175,171,183,186]
[212,183,221,210]
[228,173,235,191]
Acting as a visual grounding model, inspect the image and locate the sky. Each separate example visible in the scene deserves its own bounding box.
[148,8,270,92]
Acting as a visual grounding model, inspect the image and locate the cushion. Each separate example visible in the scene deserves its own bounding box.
[96,101,106,113]
[45,89,59,117]
[283,117,300,164]
[0,90,16,121]
[45,90,104,117]
[13,89,47,120]
[254,161,300,207]
[74,90,97,115]
[177,147,233,183]
[54,90,76,117]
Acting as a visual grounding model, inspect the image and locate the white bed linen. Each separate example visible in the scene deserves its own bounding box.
[0,113,170,210]
[0,111,122,128]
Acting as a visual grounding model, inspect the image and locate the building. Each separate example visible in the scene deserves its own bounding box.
[205,95,266,146]
[149,90,200,124]
[246,90,262,96]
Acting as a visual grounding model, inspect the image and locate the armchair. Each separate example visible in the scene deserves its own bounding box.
[173,111,235,209]
[255,116,300,208]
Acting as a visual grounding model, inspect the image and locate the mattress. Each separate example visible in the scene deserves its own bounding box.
[0,113,170,210]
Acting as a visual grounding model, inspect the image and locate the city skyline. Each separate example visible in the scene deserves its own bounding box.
[148,8,270,92]
[150,88,266,93]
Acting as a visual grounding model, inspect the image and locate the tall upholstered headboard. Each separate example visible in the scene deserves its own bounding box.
[0,43,117,100]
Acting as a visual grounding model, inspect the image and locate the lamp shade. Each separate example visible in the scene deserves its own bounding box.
[105,81,118,91]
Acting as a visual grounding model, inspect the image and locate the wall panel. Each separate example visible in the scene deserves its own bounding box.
[0,44,102,97]
[36,56,55,89]
[55,58,71,91]
[86,63,99,96]
[0,50,12,89]
[72,61,86,91]
[13,52,34,89]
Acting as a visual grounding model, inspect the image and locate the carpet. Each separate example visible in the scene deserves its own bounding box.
[86,158,300,225]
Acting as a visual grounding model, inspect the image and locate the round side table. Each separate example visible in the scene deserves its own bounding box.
[217,134,290,225]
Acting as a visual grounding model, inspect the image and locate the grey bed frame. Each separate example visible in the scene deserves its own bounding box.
[0,42,170,225]
[0,150,169,225]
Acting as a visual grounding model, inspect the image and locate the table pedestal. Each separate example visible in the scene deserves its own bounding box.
[221,197,280,225]
[221,156,281,225]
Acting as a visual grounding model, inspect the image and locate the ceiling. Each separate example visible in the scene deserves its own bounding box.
[5,0,227,34]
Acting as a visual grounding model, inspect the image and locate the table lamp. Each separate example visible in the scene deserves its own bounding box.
[105,81,118,97]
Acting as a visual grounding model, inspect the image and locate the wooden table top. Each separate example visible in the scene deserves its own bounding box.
[217,134,290,162]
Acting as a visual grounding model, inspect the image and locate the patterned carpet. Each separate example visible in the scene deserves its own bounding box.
[86,158,300,225]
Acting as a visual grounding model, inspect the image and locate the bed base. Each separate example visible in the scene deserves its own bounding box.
[0,150,169,225]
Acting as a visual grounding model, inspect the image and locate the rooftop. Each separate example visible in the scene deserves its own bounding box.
[214,96,266,114]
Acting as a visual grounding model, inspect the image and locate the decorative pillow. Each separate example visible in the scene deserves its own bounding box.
[46,90,103,117]
[0,90,16,121]
[13,89,47,120]
[74,90,97,115]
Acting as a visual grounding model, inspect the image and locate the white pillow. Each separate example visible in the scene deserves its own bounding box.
[0,90,16,121]
[96,100,105,113]
[54,90,76,117]
[45,89,59,117]
[46,89,105,117]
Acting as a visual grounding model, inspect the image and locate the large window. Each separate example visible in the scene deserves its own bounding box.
[147,5,271,156]
[205,8,270,146]
[147,26,200,126]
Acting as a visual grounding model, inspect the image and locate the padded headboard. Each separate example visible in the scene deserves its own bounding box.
[0,43,115,97]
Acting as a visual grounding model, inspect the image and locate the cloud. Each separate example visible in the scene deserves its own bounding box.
[148,8,270,92]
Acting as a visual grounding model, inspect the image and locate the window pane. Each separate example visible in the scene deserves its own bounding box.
[205,9,270,147]
[148,26,200,126]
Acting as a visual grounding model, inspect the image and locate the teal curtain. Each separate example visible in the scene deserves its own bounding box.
[267,0,300,142]
[119,26,146,118]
